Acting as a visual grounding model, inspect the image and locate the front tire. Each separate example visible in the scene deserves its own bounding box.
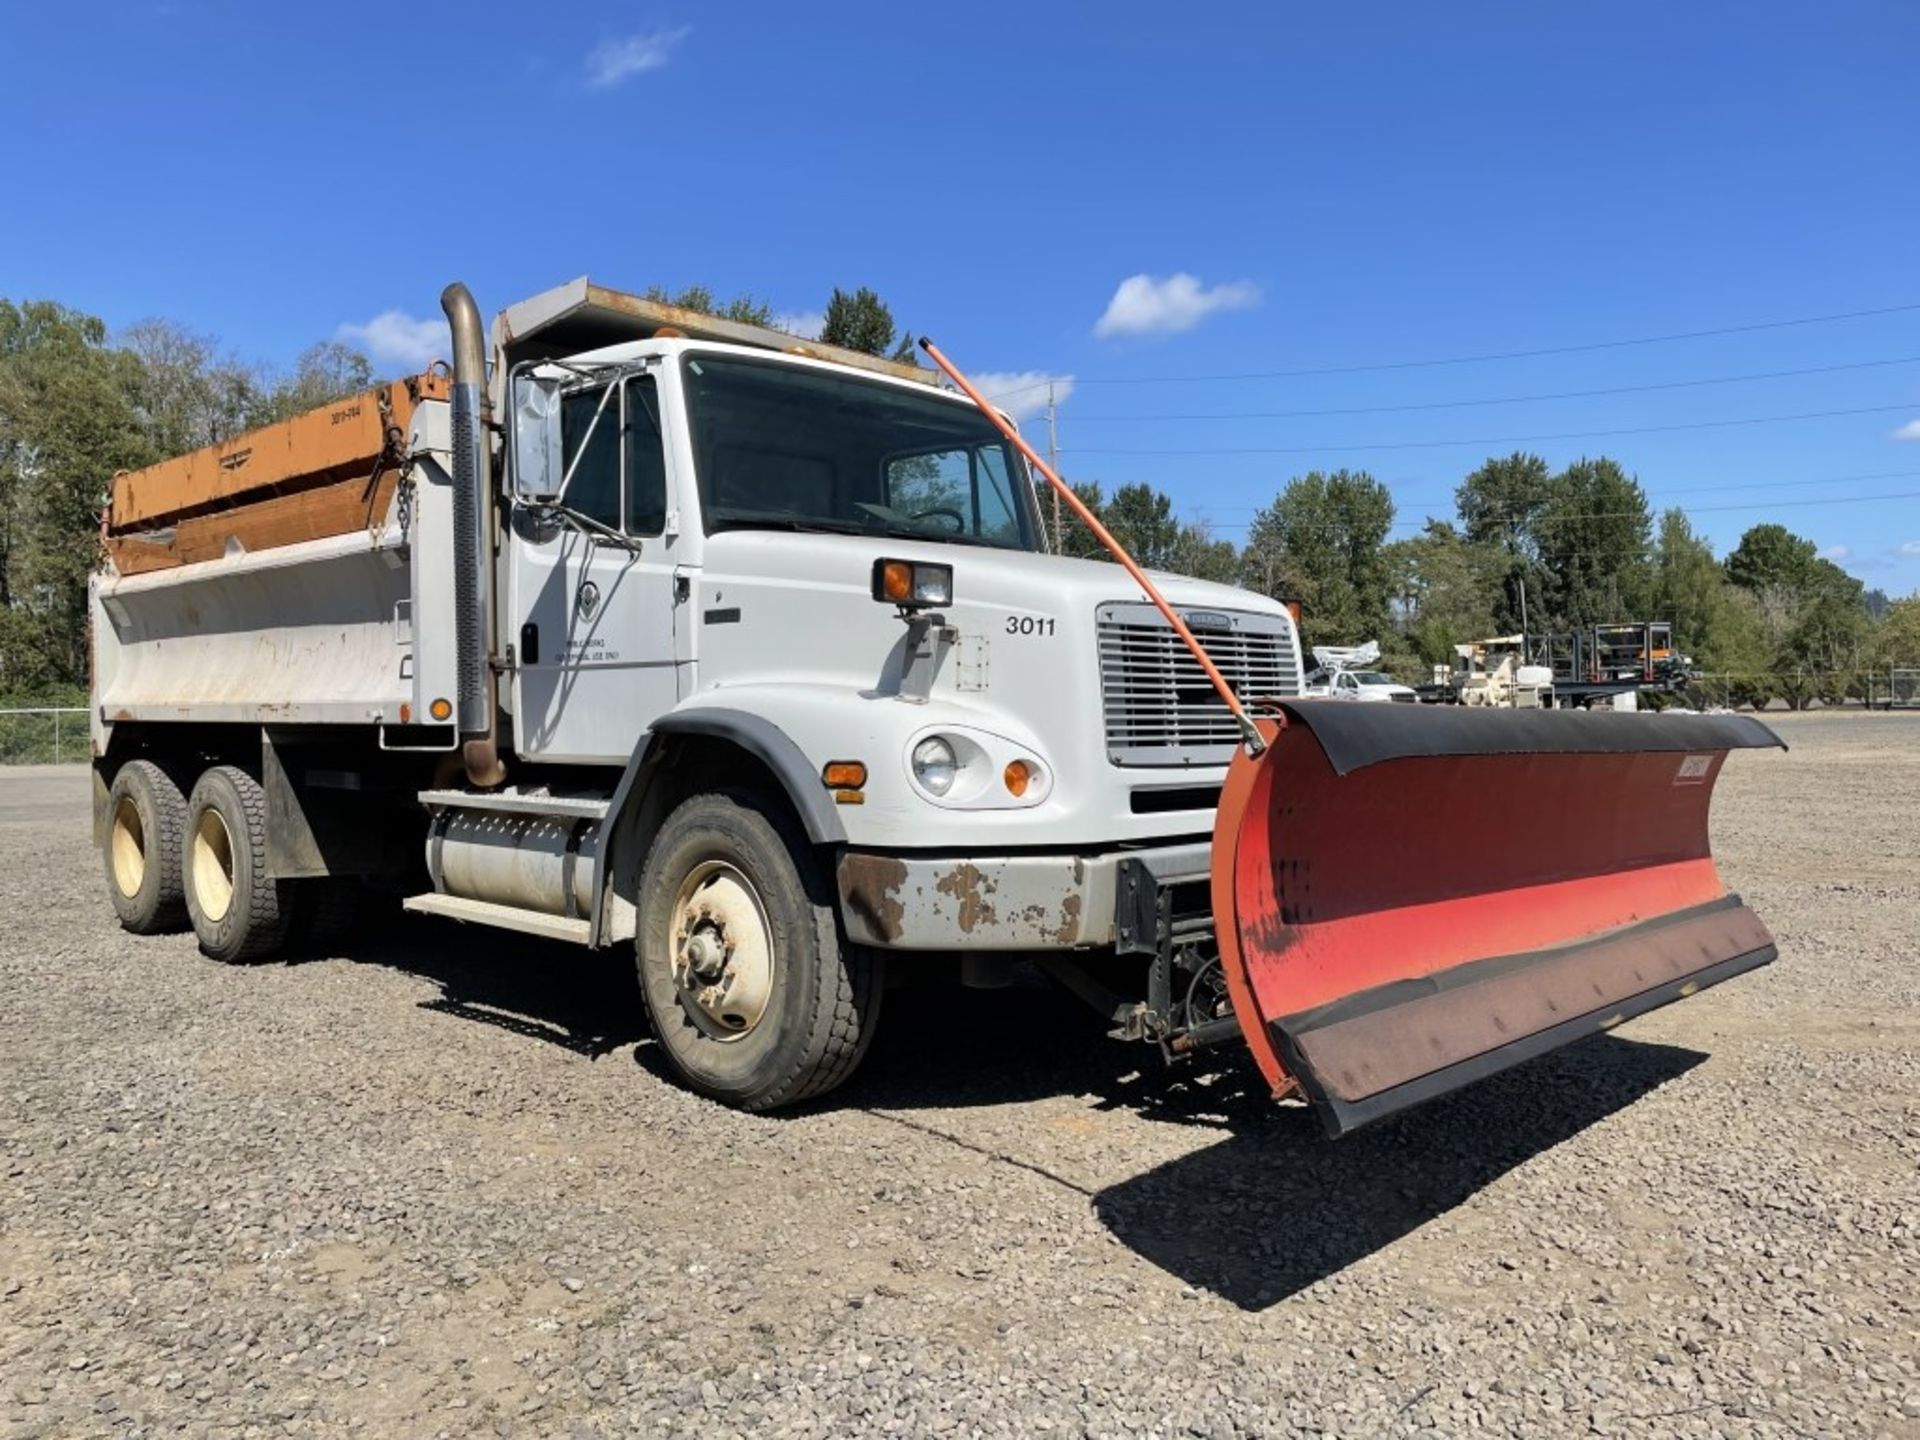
[184,765,290,964]
[636,790,880,1111]
[104,759,189,934]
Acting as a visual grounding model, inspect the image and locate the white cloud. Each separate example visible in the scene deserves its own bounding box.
[585,26,689,89]
[1900,540,1920,556]
[336,310,448,371]
[1093,272,1261,339]
[971,371,1075,423]
[1894,419,1920,441]
[1820,544,1851,561]
[770,310,825,340]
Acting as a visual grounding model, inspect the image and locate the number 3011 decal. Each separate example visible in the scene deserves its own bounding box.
[1005,615,1056,636]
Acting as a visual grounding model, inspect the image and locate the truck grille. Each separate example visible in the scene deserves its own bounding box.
[1097,602,1300,767]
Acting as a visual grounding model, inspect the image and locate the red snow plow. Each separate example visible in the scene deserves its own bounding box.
[1210,703,1781,1135]
[922,339,1782,1137]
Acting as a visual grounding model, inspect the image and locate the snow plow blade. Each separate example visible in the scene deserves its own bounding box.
[1211,704,1783,1138]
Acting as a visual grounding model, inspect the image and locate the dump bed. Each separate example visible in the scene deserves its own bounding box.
[103,373,449,576]
[91,374,461,741]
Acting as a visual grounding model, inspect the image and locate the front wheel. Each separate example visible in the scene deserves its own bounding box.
[636,790,880,1111]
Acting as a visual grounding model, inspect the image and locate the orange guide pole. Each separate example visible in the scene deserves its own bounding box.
[919,338,1264,755]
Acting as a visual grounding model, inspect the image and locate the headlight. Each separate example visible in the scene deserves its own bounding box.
[911,736,958,795]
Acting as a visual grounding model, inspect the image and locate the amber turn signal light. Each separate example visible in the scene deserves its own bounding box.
[1003,760,1033,797]
[429,697,453,722]
[822,761,868,790]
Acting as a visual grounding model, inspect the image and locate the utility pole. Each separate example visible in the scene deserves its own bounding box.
[1046,382,1062,553]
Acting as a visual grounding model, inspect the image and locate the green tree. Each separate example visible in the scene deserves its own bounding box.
[1871,595,1920,668]
[1724,522,1821,595]
[1099,483,1181,569]
[820,286,916,361]
[1533,457,1652,630]
[1053,479,1110,559]
[258,341,374,423]
[119,318,266,453]
[1455,452,1550,632]
[644,284,773,328]
[1166,519,1242,585]
[1649,508,1770,702]
[1721,523,1870,706]
[1456,452,1552,558]
[0,300,156,689]
[1385,519,1503,667]
[1244,469,1394,647]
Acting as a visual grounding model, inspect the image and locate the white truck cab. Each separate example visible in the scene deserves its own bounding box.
[90,278,1302,1110]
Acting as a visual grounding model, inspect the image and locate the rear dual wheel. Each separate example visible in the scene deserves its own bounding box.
[105,759,189,934]
[183,765,291,964]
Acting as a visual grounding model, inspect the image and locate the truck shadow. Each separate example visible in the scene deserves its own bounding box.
[1085,1036,1705,1310]
[329,927,1707,1312]
[850,981,1708,1312]
[322,910,650,1059]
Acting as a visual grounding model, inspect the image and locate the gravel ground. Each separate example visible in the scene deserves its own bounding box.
[3,711,1916,1439]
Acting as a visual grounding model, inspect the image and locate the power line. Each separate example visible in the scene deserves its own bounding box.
[1059,402,1918,457]
[1059,354,1920,422]
[1139,467,1920,509]
[1189,486,1920,536]
[984,299,1920,398]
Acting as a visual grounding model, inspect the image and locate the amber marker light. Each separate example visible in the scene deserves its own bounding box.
[879,561,912,603]
[822,761,868,790]
[1003,760,1033,797]
[429,697,453,722]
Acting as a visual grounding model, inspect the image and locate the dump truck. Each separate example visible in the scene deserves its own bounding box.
[90,278,1783,1133]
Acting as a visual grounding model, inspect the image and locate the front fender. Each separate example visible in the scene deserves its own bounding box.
[646,705,847,846]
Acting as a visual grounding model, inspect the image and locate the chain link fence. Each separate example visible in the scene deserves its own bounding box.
[0,707,89,764]
[1684,670,1920,711]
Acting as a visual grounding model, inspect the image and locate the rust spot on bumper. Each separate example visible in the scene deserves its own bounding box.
[838,853,909,945]
[934,862,999,934]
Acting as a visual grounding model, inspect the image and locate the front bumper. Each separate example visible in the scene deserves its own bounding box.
[836,840,1211,951]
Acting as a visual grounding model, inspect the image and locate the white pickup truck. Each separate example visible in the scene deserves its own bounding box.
[1300,643,1415,703]
[91,279,1303,1112]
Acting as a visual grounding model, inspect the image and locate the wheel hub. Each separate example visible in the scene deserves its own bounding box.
[191,808,236,924]
[668,862,775,1040]
[110,796,147,898]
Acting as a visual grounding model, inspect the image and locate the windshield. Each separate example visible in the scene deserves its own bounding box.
[1350,671,1396,686]
[680,354,1041,550]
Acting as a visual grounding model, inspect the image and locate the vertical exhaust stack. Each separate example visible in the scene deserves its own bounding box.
[440,283,507,788]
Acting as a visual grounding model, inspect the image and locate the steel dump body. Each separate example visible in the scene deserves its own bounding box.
[92,378,462,738]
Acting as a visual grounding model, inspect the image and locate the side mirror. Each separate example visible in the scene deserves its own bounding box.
[511,372,565,501]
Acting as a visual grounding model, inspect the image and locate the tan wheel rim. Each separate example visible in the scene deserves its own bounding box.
[191,808,236,923]
[668,860,776,1041]
[110,796,147,898]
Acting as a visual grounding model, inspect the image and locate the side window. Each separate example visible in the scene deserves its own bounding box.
[560,385,620,528]
[973,446,1021,542]
[623,375,668,536]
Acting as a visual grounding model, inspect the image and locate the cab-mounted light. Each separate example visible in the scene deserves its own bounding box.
[872,558,953,610]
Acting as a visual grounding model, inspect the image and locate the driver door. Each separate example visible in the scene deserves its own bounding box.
[508,369,683,763]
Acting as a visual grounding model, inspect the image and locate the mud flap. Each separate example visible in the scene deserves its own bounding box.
[1210,703,1783,1137]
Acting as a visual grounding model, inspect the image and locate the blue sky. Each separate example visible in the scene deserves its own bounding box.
[5,2,1917,592]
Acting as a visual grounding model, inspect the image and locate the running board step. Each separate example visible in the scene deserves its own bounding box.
[402,893,593,945]
[417,788,611,820]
